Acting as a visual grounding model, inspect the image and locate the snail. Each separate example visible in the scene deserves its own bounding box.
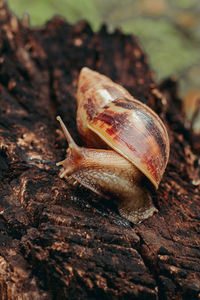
[56,67,170,223]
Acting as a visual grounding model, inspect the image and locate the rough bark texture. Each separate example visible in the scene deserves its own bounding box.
[0,2,199,299]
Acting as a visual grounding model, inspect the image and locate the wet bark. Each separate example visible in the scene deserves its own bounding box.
[0,2,199,299]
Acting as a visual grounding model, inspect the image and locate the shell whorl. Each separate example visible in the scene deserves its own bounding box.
[76,67,170,188]
[76,67,132,145]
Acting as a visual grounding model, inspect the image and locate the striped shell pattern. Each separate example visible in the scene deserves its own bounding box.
[76,67,170,189]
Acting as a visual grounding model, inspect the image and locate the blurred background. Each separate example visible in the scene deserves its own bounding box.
[7,0,200,133]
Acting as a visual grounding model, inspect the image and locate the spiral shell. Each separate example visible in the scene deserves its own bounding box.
[76,67,169,189]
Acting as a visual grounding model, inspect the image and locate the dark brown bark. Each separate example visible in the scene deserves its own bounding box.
[0,2,199,299]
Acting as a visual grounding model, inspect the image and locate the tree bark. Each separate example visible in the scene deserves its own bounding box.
[0,2,199,299]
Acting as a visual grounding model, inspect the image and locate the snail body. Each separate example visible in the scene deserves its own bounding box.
[57,68,170,223]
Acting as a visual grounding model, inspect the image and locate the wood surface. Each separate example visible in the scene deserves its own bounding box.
[0,2,199,299]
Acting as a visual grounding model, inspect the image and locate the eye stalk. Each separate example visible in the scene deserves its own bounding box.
[56,116,84,161]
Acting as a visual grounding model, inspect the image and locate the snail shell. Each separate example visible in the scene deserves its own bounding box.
[57,67,170,223]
